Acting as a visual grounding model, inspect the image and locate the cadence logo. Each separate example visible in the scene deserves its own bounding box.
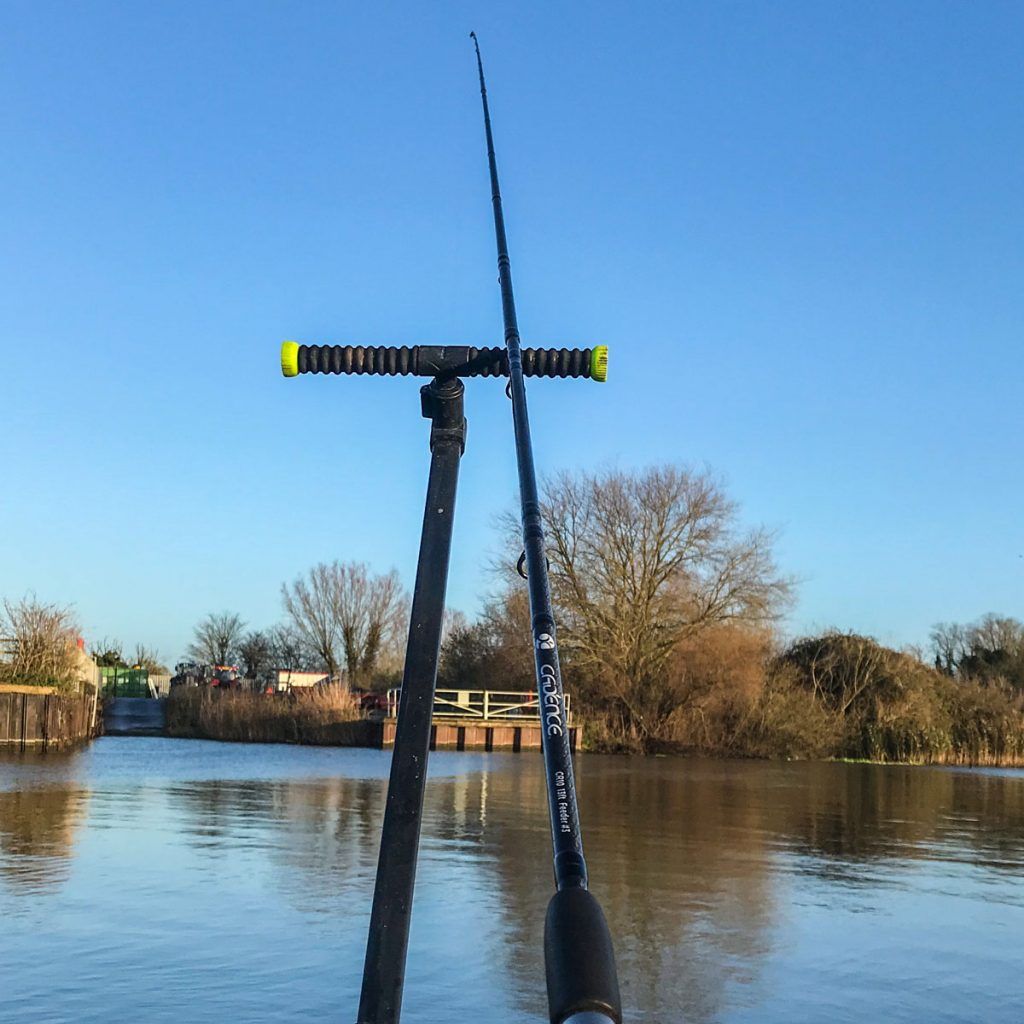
[540,664,564,736]
[536,633,555,650]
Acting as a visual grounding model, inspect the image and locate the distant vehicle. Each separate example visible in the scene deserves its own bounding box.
[210,665,240,689]
[273,670,330,693]
[353,689,389,713]
[170,662,241,690]
[170,662,203,689]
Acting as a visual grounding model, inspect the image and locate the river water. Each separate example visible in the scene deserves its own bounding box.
[1,738,1022,1023]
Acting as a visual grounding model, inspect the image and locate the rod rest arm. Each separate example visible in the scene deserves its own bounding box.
[281,342,607,381]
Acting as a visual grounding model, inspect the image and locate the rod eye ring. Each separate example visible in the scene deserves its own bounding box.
[516,551,550,579]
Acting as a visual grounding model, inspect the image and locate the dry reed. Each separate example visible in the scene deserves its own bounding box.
[166,685,367,745]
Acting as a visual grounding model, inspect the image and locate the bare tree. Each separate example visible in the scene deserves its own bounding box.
[237,630,273,682]
[963,614,1024,690]
[268,623,311,672]
[188,611,245,665]
[501,465,790,688]
[931,614,1024,689]
[969,614,1024,658]
[343,565,404,681]
[281,561,406,684]
[90,637,126,668]
[370,591,412,685]
[442,608,468,647]
[281,564,343,680]
[930,622,969,675]
[132,643,168,674]
[782,631,898,716]
[0,596,81,690]
[491,465,791,747]
[438,588,535,693]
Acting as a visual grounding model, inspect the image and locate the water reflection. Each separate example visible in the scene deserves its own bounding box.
[0,785,90,894]
[168,775,384,908]
[767,761,1024,869]
[1,741,1022,1023]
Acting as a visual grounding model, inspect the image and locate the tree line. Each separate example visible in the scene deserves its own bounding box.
[186,561,407,688]
[4,460,1022,764]
[436,464,1024,762]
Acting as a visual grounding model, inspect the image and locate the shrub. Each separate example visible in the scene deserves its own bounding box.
[0,597,81,691]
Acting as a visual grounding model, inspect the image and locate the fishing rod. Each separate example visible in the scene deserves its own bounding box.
[279,36,620,1024]
[469,32,621,1024]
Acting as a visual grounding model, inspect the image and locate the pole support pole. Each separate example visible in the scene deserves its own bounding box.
[356,376,466,1024]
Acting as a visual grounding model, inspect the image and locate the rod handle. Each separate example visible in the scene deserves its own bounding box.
[545,887,622,1024]
[280,343,608,381]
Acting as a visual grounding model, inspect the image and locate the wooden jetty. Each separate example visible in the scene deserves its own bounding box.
[381,688,579,752]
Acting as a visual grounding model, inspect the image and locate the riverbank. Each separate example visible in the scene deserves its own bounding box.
[165,688,562,751]
[162,687,1024,766]
[165,686,374,745]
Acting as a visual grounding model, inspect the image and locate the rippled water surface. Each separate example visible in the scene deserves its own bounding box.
[2,738,1023,1023]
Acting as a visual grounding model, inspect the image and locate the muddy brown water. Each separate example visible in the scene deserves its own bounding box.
[1,737,1022,1022]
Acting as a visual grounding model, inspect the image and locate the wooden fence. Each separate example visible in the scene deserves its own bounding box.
[0,685,99,749]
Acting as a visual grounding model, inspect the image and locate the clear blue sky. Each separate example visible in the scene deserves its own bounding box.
[2,2,1021,665]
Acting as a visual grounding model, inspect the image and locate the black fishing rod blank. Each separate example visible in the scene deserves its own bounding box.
[278,36,620,1024]
[470,32,622,1024]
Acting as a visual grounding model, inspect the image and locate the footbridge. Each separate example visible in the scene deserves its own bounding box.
[383,688,578,752]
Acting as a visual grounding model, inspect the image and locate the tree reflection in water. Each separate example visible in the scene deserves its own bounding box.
[0,785,90,895]
[3,742,1023,1023]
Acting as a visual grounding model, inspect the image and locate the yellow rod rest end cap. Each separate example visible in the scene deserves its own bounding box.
[281,341,299,378]
[590,345,608,382]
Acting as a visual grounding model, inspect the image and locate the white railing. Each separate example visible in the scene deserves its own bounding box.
[386,688,571,726]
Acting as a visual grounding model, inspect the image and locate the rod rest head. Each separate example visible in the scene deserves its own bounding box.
[279,342,608,381]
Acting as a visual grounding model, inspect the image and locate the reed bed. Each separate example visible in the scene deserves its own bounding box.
[166,685,369,745]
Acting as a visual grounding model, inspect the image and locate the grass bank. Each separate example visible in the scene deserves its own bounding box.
[166,686,375,746]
